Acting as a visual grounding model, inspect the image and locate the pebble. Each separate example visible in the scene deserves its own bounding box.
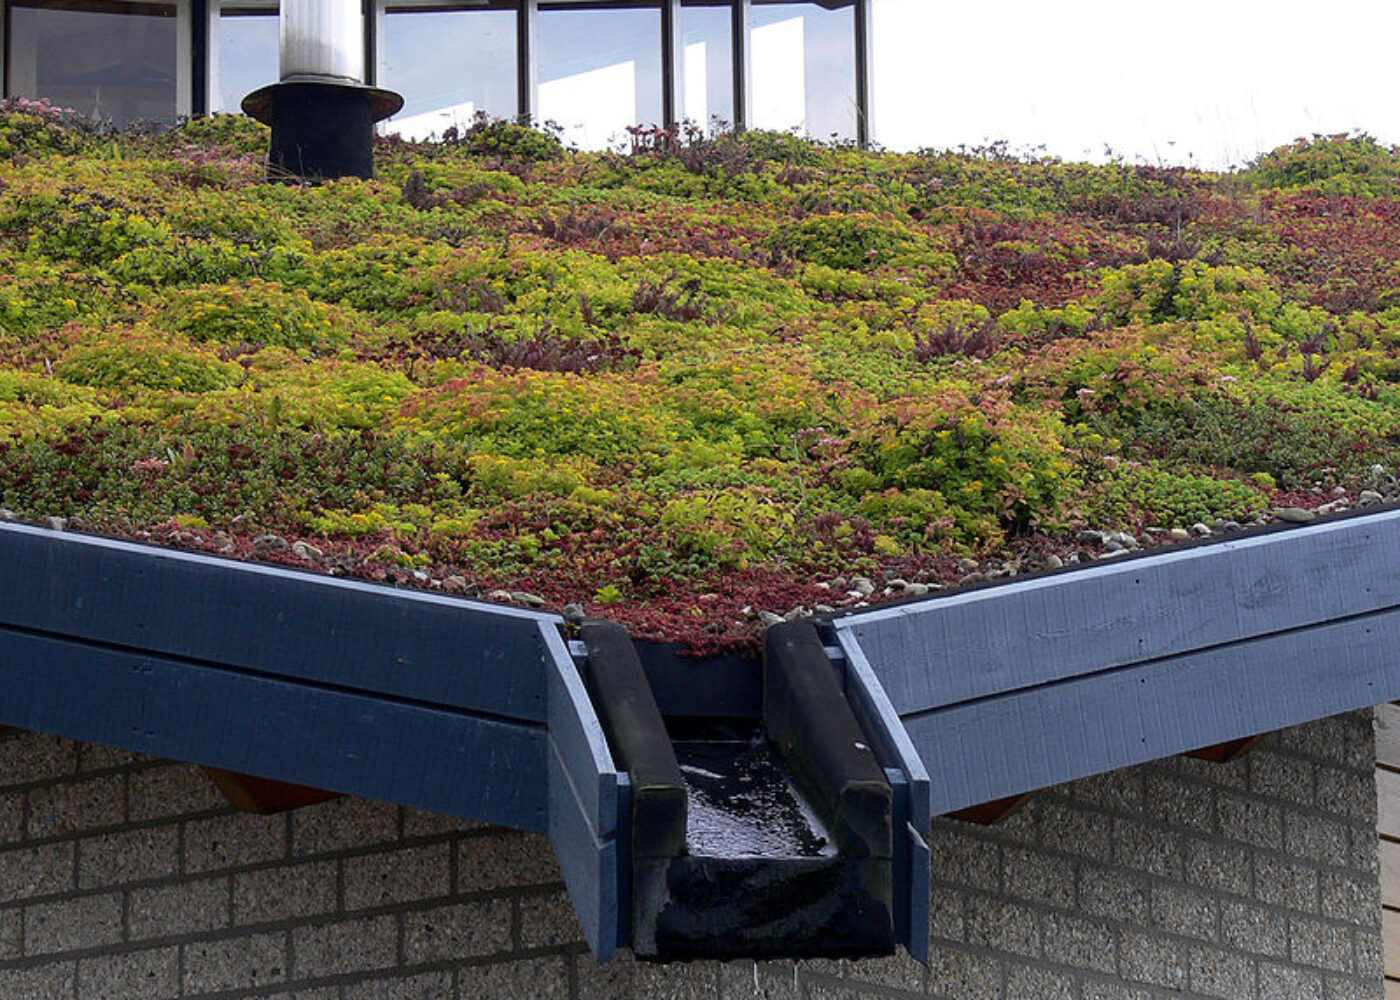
[1361,490,1384,505]
[1105,531,1138,549]
[291,540,323,562]
[252,533,287,552]
[1191,523,1212,537]
[960,571,987,585]
[562,603,587,624]
[1104,540,1124,553]
[212,531,235,554]
[905,583,930,596]
[0,508,13,521]
[850,576,875,597]
[1273,506,1316,524]
[1045,555,1064,569]
[814,603,836,613]
[442,575,473,595]
[46,516,67,531]
[412,570,430,582]
[1076,530,1104,545]
[782,606,808,621]
[758,611,784,626]
[510,591,547,608]
[956,558,979,573]
[1168,527,1191,541]
[488,589,514,603]
[1097,549,1131,559]
[886,578,909,592]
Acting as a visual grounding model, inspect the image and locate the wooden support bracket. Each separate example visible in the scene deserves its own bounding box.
[946,793,1036,826]
[1184,734,1266,764]
[204,768,344,814]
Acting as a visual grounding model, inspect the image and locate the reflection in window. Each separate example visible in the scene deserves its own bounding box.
[538,5,662,150]
[680,1,733,134]
[381,5,517,140]
[219,5,278,113]
[751,0,856,141]
[8,0,178,127]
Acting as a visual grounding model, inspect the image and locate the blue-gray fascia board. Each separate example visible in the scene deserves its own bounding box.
[0,521,559,721]
[0,619,549,830]
[0,521,561,832]
[545,623,622,960]
[832,507,1400,815]
[827,630,931,961]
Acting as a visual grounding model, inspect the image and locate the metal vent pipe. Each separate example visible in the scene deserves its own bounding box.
[279,0,365,84]
[242,0,402,181]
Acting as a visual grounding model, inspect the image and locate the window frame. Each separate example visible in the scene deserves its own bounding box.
[0,0,872,145]
[3,0,193,122]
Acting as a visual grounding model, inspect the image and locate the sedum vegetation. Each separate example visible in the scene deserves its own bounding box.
[2,100,1400,650]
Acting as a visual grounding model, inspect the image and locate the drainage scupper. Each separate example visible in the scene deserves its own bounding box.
[579,620,895,960]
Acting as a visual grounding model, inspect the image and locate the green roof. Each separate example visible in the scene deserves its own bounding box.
[2,106,1398,650]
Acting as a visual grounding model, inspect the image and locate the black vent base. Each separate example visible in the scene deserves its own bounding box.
[242,80,402,182]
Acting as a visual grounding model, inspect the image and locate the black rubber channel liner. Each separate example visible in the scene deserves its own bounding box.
[765,621,893,861]
[577,621,687,864]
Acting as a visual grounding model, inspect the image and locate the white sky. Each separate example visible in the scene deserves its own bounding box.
[872,0,1400,169]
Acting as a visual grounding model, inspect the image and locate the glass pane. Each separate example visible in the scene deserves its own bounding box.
[680,1,733,134]
[538,5,662,150]
[381,6,517,139]
[751,0,856,141]
[219,8,279,113]
[8,0,178,128]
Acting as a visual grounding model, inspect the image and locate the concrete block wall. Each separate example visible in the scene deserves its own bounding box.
[0,710,1383,999]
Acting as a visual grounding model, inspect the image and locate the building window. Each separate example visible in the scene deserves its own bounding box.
[380,3,517,140]
[680,0,733,134]
[751,0,856,141]
[0,0,872,146]
[7,0,180,127]
[217,2,277,114]
[538,2,662,150]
